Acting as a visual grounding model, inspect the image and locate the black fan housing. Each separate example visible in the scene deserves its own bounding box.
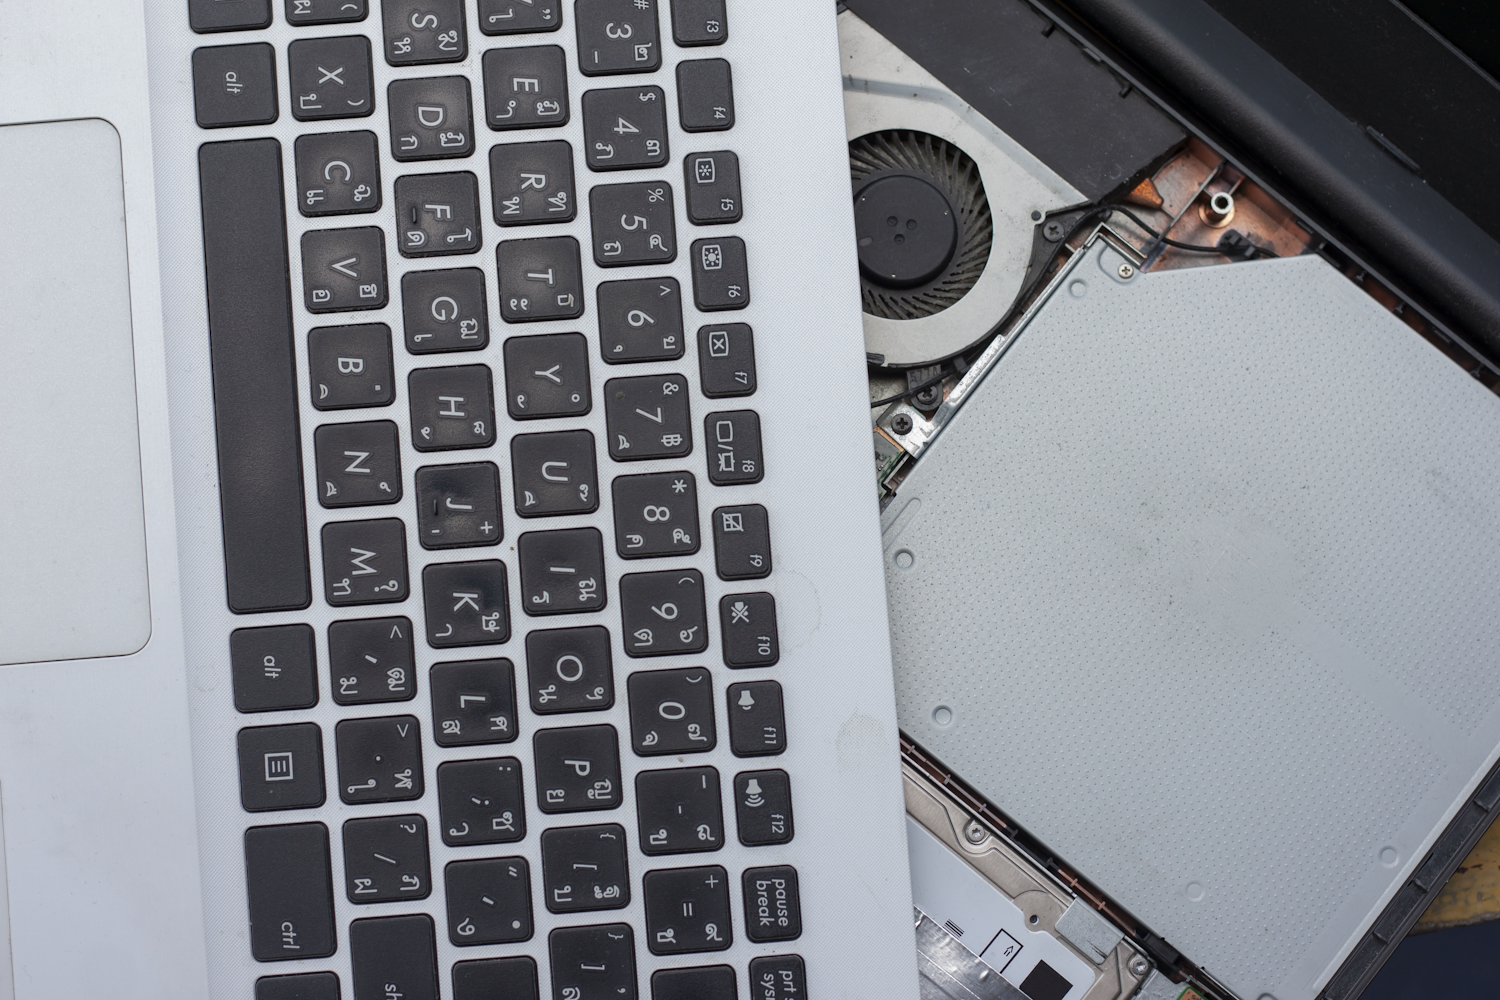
[850,130,992,321]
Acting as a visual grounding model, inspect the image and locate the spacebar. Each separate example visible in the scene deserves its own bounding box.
[198,139,311,613]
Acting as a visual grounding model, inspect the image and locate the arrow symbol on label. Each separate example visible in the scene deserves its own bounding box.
[331,256,359,278]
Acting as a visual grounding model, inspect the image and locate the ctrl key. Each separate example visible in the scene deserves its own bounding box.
[244,822,336,962]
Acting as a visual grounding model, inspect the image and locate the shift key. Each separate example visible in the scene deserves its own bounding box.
[244,823,337,961]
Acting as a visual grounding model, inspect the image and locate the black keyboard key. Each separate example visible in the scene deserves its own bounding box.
[314,420,402,507]
[395,171,481,255]
[581,85,669,171]
[492,140,576,225]
[683,151,741,224]
[199,140,309,613]
[549,924,638,1000]
[389,76,475,160]
[627,667,715,755]
[350,915,439,1000]
[302,226,389,311]
[382,0,467,64]
[336,715,424,803]
[289,36,374,120]
[287,0,368,25]
[576,0,660,75]
[454,959,538,1000]
[696,324,755,397]
[238,723,326,811]
[409,364,496,451]
[191,0,272,32]
[675,59,733,132]
[402,267,489,353]
[479,0,560,34]
[705,410,762,485]
[328,615,416,704]
[748,956,807,1000]
[232,624,319,713]
[416,462,503,548]
[193,44,278,127]
[438,757,526,845]
[525,625,614,714]
[431,657,518,745]
[727,680,785,757]
[643,865,732,955]
[690,236,748,310]
[598,278,684,363]
[482,46,570,129]
[255,971,341,1000]
[296,131,382,216]
[605,374,691,461]
[669,0,726,45]
[321,517,409,605]
[446,857,534,944]
[612,471,699,558]
[422,559,512,646]
[512,430,599,516]
[635,766,722,855]
[534,724,622,812]
[652,966,735,1000]
[734,769,793,846]
[503,332,592,419]
[719,592,778,668]
[590,181,676,266]
[518,527,607,615]
[619,568,708,657]
[541,823,630,912]
[309,323,394,410]
[712,505,771,580]
[743,866,801,942]
[342,814,431,902]
[497,236,585,320]
[244,822,336,961]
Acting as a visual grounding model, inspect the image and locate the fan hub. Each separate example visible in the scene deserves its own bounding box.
[854,174,958,289]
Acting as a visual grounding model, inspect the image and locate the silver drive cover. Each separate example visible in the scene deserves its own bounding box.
[883,244,1500,1000]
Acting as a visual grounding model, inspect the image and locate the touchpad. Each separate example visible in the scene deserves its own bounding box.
[0,119,151,665]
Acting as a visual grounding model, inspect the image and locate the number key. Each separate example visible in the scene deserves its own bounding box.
[612,471,699,558]
[576,0,660,75]
[605,374,692,460]
[619,568,708,657]
[598,278,684,363]
[626,666,715,755]
[479,0,560,35]
[582,86,668,170]
[590,181,676,266]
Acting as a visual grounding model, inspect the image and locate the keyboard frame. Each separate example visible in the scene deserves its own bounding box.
[145,0,919,997]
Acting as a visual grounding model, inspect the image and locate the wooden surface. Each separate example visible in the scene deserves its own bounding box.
[1414,818,1500,932]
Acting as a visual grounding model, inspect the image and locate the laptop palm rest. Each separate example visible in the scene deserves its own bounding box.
[0,118,150,666]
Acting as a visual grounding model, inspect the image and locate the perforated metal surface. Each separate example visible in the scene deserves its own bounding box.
[883,246,1500,1000]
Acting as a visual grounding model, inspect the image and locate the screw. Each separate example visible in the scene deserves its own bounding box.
[964,820,986,844]
[1043,220,1066,242]
[1118,262,1136,279]
[1129,955,1151,977]
[891,413,914,435]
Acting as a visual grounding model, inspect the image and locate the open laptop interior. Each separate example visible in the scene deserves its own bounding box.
[0,1,918,997]
[838,3,1500,1000]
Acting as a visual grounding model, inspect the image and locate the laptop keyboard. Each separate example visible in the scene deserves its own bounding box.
[189,2,811,997]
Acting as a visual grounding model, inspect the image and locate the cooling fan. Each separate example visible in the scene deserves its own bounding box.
[850,130,993,322]
[840,11,1085,368]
